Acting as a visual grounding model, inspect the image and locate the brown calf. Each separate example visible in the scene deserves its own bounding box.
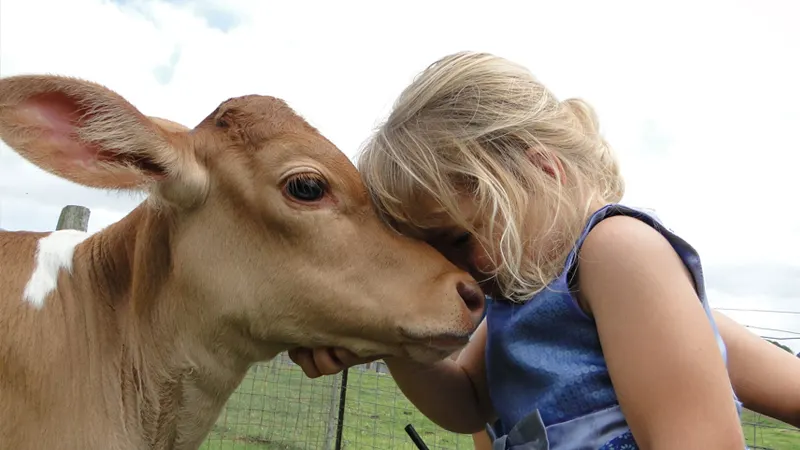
[0,75,485,450]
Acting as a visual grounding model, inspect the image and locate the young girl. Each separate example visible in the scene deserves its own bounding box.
[289,51,790,449]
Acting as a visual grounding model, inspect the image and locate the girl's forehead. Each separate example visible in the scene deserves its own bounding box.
[393,195,478,237]
[396,210,455,235]
[397,222,465,246]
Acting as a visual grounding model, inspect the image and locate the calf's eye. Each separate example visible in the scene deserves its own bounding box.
[284,175,327,202]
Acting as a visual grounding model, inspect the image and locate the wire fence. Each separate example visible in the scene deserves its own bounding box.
[201,354,477,450]
[741,409,799,450]
[201,351,800,450]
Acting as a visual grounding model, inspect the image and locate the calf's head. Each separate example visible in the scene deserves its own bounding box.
[0,75,484,362]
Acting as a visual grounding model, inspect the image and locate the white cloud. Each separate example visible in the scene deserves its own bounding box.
[1,0,798,351]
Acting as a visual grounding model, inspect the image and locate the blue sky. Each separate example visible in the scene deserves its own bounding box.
[0,0,798,352]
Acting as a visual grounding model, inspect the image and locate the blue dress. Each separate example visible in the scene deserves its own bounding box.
[484,204,744,449]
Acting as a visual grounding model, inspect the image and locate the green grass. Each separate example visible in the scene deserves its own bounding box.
[201,358,799,449]
[200,358,473,449]
[740,409,799,449]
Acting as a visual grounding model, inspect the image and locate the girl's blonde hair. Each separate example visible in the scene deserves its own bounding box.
[358,51,624,302]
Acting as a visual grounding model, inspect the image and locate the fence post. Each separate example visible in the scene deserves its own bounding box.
[334,368,349,450]
[56,205,91,232]
[323,373,342,450]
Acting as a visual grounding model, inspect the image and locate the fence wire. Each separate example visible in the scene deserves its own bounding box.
[200,354,474,450]
[201,352,799,450]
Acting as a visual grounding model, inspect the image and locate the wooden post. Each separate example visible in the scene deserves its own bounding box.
[56,205,91,232]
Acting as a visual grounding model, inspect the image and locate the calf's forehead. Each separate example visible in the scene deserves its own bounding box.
[201,94,317,138]
[203,94,370,204]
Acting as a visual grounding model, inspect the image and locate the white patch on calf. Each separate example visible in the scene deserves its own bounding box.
[23,229,90,309]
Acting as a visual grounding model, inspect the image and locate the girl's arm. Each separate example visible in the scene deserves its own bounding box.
[577,216,745,450]
[384,320,495,433]
[288,320,494,434]
[713,310,800,427]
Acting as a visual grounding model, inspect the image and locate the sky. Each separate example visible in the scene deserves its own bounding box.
[0,0,798,352]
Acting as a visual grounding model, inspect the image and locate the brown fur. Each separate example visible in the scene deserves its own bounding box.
[0,75,485,450]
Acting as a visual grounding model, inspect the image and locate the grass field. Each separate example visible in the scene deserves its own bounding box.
[201,358,799,449]
[200,358,473,450]
[740,409,799,450]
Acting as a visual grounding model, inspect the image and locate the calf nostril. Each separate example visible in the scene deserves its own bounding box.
[457,281,485,313]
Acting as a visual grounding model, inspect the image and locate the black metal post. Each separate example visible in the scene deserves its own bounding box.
[404,424,430,450]
[333,368,349,450]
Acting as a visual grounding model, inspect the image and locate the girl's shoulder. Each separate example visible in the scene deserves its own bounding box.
[564,203,697,275]
[563,203,706,313]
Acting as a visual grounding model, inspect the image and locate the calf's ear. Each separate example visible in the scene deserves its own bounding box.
[0,75,206,200]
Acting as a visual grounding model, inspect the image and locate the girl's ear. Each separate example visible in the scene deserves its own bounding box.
[526,149,566,184]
